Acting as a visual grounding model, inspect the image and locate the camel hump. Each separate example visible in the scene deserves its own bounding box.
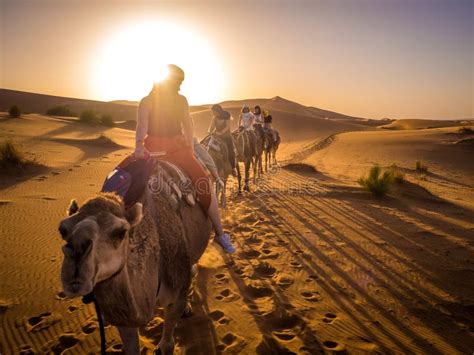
[148,161,196,208]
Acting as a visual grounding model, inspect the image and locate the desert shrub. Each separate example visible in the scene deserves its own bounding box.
[458,126,474,134]
[0,139,26,167]
[100,114,115,127]
[79,110,100,124]
[388,164,404,183]
[415,161,428,173]
[8,105,21,118]
[358,165,394,197]
[46,105,77,117]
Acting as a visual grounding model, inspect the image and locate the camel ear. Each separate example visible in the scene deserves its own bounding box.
[125,203,143,227]
[67,200,79,216]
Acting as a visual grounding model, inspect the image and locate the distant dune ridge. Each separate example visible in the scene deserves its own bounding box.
[0,89,137,121]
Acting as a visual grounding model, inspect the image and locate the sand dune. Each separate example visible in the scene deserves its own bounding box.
[382,119,473,130]
[0,89,137,121]
[1,109,473,354]
[302,127,474,209]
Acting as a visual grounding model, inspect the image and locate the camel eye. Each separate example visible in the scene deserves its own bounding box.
[111,227,127,240]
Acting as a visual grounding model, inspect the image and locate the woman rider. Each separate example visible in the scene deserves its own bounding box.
[134,64,235,253]
[238,104,255,130]
[252,105,265,139]
[208,104,237,176]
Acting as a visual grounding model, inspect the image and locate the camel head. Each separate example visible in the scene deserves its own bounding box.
[58,193,143,297]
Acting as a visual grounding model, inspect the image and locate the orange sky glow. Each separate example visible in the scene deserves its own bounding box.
[1,0,472,119]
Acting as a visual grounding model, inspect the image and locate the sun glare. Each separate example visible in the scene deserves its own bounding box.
[92,22,223,104]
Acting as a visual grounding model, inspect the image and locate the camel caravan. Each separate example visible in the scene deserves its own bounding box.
[58,65,280,354]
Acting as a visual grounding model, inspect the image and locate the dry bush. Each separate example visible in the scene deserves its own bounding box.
[46,105,77,117]
[415,161,428,173]
[79,110,100,124]
[8,105,21,118]
[0,139,27,167]
[100,114,115,127]
[358,165,394,197]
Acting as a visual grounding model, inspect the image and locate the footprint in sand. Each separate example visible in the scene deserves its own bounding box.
[254,263,277,278]
[238,249,261,259]
[246,283,274,299]
[50,334,80,354]
[55,291,66,300]
[108,343,124,352]
[277,239,289,246]
[209,310,230,325]
[290,261,303,269]
[19,344,34,354]
[322,313,337,324]
[301,291,321,302]
[263,309,303,345]
[82,322,96,335]
[215,288,239,302]
[27,312,60,332]
[244,235,262,245]
[272,329,296,341]
[276,275,294,289]
[217,332,245,352]
[67,305,78,313]
[214,273,228,281]
[322,340,345,352]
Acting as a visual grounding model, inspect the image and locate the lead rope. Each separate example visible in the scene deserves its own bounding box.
[82,292,106,355]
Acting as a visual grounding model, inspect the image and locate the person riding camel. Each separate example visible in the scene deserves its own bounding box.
[238,104,255,131]
[208,104,238,176]
[253,105,265,139]
[263,111,279,143]
[237,104,258,154]
[134,64,235,253]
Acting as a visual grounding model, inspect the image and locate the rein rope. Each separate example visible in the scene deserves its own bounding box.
[82,292,106,355]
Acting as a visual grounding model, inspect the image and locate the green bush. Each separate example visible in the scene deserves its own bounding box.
[46,105,77,117]
[0,139,26,167]
[100,114,115,127]
[8,105,21,118]
[458,126,474,134]
[358,165,394,197]
[79,110,100,124]
[415,161,428,173]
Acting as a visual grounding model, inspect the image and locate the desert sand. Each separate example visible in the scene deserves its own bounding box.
[1,102,473,354]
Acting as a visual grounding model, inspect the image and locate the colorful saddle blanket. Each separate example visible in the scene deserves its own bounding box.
[101,154,196,208]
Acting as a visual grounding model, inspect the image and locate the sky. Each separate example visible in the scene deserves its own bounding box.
[0,0,473,119]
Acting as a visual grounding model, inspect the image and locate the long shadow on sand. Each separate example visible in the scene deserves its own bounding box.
[0,163,49,191]
[266,170,474,353]
[47,136,125,161]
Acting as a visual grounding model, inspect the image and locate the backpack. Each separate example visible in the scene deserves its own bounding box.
[101,155,155,207]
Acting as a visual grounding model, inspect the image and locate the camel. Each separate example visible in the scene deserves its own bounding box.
[253,126,266,179]
[58,165,212,354]
[201,134,233,208]
[264,128,281,172]
[233,129,256,193]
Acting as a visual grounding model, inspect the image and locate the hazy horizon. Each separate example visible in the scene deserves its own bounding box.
[1,0,473,119]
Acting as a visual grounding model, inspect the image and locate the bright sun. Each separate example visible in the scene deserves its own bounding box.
[93,22,224,104]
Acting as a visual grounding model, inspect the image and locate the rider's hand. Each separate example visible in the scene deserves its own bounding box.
[134,145,148,159]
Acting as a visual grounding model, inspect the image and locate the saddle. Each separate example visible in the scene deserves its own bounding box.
[101,154,196,209]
